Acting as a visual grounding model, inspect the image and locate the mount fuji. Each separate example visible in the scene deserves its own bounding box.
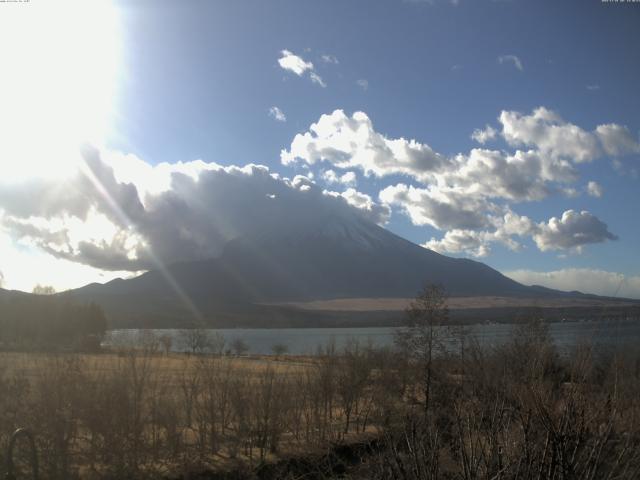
[57,204,631,328]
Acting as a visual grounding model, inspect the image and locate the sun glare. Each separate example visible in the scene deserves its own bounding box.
[0,0,121,181]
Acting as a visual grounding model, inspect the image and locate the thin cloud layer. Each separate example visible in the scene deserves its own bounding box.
[498,54,524,71]
[504,268,640,299]
[356,79,369,91]
[321,54,339,64]
[587,181,603,198]
[269,106,287,122]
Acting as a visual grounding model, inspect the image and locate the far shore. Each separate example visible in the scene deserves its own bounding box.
[268,295,640,312]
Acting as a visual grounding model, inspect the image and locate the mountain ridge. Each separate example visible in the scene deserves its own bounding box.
[52,212,640,328]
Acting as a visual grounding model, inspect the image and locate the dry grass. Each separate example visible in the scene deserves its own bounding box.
[3,321,640,480]
[0,347,394,479]
[1,351,314,380]
[270,295,640,312]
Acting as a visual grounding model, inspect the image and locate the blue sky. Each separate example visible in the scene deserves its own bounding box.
[0,0,639,296]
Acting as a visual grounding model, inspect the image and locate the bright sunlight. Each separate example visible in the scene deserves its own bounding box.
[0,0,121,181]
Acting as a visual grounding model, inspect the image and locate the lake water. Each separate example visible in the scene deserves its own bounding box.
[105,320,640,355]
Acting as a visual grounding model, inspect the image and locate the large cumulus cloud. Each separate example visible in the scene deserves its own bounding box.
[532,210,618,252]
[281,110,447,180]
[497,108,640,162]
[0,146,389,271]
[283,108,629,257]
[1,106,632,273]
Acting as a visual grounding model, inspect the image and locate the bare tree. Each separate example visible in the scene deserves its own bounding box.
[395,283,449,414]
[337,341,371,434]
[231,338,249,356]
[209,332,226,356]
[159,334,173,355]
[137,330,159,354]
[271,343,289,357]
[180,328,211,355]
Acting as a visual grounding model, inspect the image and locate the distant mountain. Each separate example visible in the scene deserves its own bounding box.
[0,288,29,300]
[62,208,609,328]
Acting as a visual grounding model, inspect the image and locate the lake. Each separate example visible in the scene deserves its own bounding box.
[105,319,640,355]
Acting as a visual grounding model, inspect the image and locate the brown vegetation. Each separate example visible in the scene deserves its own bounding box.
[2,288,640,479]
[274,295,640,312]
[0,295,107,352]
[0,342,399,479]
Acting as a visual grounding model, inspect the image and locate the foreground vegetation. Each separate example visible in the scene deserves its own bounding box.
[0,294,107,351]
[1,287,640,479]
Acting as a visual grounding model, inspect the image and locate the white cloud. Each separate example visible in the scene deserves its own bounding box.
[417,207,617,258]
[284,108,621,257]
[0,230,135,292]
[325,188,391,225]
[424,230,491,257]
[356,79,369,91]
[417,210,527,258]
[278,49,326,87]
[498,107,640,163]
[278,49,313,76]
[531,210,617,252]
[322,169,357,187]
[322,169,339,184]
[595,124,640,157]
[504,268,640,299]
[587,181,603,198]
[442,148,577,202]
[0,147,386,272]
[586,84,600,91]
[379,183,491,231]
[282,109,585,203]
[309,71,326,88]
[499,107,600,163]
[563,187,580,198]
[340,171,357,186]
[321,54,339,64]
[471,124,497,144]
[281,110,447,179]
[425,209,617,257]
[498,54,523,71]
[269,106,286,122]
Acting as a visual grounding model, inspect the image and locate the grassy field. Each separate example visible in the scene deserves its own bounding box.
[0,347,394,479]
[1,351,314,380]
[3,320,640,479]
[274,295,640,311]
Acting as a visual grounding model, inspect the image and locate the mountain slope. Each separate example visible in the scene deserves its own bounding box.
[212,214,530,301]
[63,211,563,327]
